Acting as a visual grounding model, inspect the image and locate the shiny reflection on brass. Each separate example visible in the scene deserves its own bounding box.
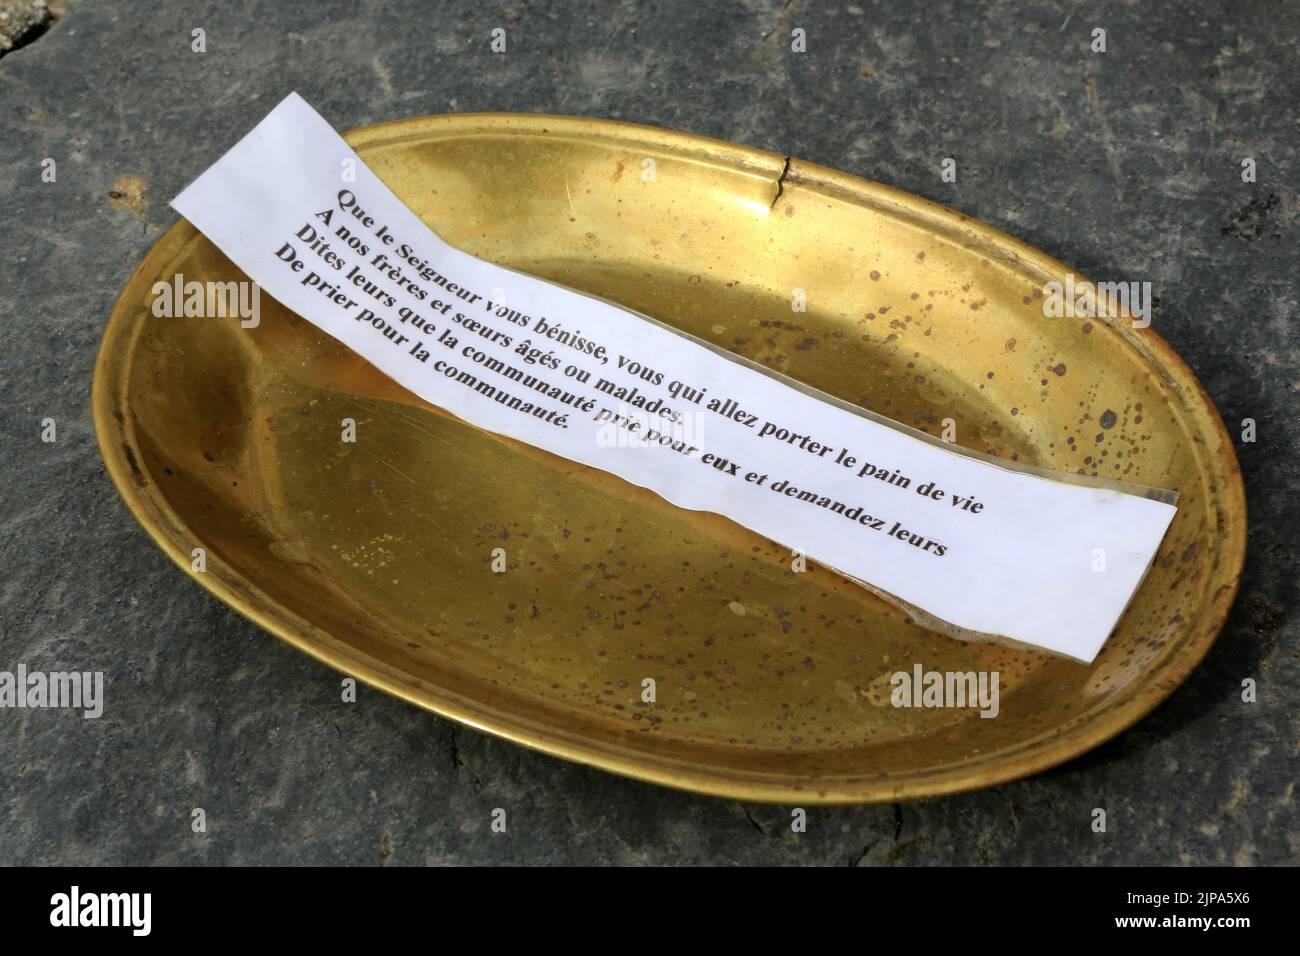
[93,114,1246,803]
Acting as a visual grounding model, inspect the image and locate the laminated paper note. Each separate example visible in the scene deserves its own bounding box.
[171,93,1178,664]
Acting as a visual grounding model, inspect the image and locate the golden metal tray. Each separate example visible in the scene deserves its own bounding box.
[93,114,1246,803]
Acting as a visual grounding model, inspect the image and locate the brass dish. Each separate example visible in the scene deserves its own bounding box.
[93,114,1246,803]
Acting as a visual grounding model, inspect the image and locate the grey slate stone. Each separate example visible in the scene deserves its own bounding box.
[0,0,1295,865]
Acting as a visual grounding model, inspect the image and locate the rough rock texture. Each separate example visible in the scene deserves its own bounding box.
[0,0,77,57]
[0,1,50,55]
[0,0,1294,865]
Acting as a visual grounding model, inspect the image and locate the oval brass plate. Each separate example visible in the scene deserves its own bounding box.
[94,114,1246,803]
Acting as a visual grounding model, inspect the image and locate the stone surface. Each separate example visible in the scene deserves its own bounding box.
[0,1,50,56]
[0,0,1294,865]
[0,1,76,57]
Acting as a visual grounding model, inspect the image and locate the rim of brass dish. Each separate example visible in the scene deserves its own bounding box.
[93,112,1247,804]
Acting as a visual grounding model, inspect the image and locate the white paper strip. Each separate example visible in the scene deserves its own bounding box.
[171,93,1177,663]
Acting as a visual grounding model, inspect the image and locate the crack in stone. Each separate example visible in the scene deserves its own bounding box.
[760,0,798,44]
[448,724,466,771]
[848,804,906,866]
[992,787,1024,828]
[741,804,769,836]
[446,723,491,792]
